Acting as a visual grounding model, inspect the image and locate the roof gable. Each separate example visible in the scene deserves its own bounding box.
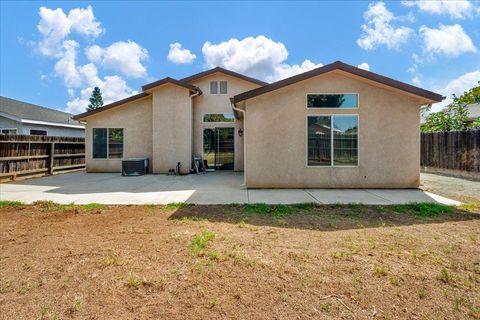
[233,61,444,104]
[141,77,201,92]
[180,67,268,86]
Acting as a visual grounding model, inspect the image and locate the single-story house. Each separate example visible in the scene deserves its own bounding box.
[0,96,85,137]
[73,61,443,188]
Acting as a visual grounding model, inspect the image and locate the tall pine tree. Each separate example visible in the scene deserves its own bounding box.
[86,87,104,112]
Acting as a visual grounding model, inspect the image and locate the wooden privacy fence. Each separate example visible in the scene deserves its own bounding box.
[421,130,480,175]
[0,134,85,181]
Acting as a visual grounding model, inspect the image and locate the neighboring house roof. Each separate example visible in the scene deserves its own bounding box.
[142,77,202,92]
[180,66,268,86]
[0,96,84,129]
[232,61,444,104]
[467,102,480,120]
[73,92,150,120]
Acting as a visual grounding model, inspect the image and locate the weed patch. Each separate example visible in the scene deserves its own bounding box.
[391,203,454,217]
[165,202,191,210]
[190,230,215,256]
[0,200,24,208]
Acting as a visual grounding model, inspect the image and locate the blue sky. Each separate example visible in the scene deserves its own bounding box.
[1,1,479,114]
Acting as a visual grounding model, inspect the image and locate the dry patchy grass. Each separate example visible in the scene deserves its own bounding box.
[0,201,479,319]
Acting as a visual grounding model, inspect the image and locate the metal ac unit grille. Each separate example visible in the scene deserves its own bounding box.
[122,158,148,176]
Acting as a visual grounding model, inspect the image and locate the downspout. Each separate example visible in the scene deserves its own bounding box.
[231,99,247,187]
[189,89,201,171]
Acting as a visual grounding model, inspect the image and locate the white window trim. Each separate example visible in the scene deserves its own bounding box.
[305,114,360,168]
[209,80,228,95]
[201,112,236,123]
[29,129,48,136]
[92,127,124,160]
[306,93,359,109]
[0,128,18,134]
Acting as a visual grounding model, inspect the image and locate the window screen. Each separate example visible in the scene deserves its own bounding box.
[308,116,331,166]
[219,81,228,94]
[93,128,108,159]
[307,94,358,108]
[210,81,218,94]
[108,128,124,159]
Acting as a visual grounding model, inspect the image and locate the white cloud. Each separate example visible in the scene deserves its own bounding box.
[66,75,137,114]
[430,70,480,111]
[419,24,477,58]
[85,41,149,78]
[412,76,422,86]
[37,6,103,57]
[357,62,370,71]
[402,0,476,19]
[167,42,196,64]
[202,35,322,82]
[357,2,413,50]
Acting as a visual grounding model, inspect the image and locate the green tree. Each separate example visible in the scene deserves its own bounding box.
[421,82,480,133]
[86,87,104,112]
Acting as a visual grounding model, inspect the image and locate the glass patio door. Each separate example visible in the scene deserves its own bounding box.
[203,127,234,170]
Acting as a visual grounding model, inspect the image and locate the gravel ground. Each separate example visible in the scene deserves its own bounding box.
[421,173,480,202]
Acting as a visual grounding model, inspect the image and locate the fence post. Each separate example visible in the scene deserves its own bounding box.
[48,142,55,175]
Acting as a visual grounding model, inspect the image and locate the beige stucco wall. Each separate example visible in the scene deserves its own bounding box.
[151,84,191,174]
[244,71,421,188]
[84,97,152,172]
[189,73,261,171]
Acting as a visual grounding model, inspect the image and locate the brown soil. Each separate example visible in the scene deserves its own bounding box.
[1,203,479,319]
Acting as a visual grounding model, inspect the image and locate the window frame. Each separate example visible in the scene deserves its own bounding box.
[91,127,124,160]
[306,93,360,109]
[209,81,228,95]
[0,128,18,134]
[210,81,218,94]
[219,81,228,94]
[29,129,48,136]
[202,113,236,123]
[305,114,359,168]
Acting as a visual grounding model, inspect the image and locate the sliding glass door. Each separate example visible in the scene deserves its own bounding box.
[203,127,235,170]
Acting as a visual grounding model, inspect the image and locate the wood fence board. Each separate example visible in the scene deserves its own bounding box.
[421,130,480,173]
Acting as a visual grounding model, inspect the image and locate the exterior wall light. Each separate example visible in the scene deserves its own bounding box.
[238,128,244,137]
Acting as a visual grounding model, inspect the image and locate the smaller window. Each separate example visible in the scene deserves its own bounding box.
[30,129,47,136]
[219,81,228,94]
[307,94,358,109]
[203,113,235,122]
[210,81,218,94]
[0,128,17,134]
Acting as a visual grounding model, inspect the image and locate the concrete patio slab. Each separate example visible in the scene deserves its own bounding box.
[0,171,461,206]
[248,189,317,204]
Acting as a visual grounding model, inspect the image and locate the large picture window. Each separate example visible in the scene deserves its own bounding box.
[93,128,124,159]
[307,94,358,109]
[308,115,358,166]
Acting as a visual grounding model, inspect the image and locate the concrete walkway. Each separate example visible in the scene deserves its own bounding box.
[0,171,460,205]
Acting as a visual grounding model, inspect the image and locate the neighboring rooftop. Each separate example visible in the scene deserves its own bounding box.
[467,102,480,120]
[0,96,84,128]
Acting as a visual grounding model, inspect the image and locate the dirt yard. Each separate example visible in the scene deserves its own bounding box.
[1,201,479,320]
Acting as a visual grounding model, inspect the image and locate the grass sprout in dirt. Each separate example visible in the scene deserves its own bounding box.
[0,201,479,319]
